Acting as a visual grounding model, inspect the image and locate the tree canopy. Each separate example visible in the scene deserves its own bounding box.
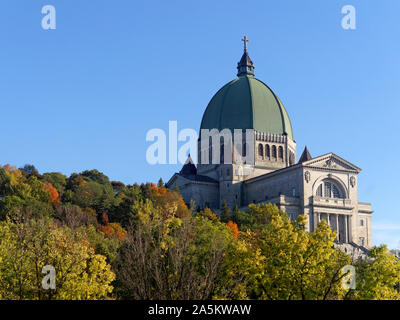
[0,163,398,300]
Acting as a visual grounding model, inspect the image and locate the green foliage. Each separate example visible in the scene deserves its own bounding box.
[19,164,41,178]
[246,204,350,300]
[80,169,111,186]
[42,172,67,196]
[349,245,400,300]
[64,173,114,214]
[114,199,253,299]
[109,185,143,227]
[196,207,220,222]
[84,225,121,264]
[220,200,231,223]
[0,217,115,300]
[0,163,398,301]
[111,181,125,194]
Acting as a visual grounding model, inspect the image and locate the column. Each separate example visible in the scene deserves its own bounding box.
[336,214,339,241]
[314,212,318,232]
[344,215,348,243]
[347,215,351,243]
[327,213,330,227]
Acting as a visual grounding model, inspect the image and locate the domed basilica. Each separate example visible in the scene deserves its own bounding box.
[167,37,372,249]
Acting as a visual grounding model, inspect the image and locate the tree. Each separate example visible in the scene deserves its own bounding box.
[226,221,239,239]
[42,172,67,196]
[65,173,114,214]
[157,178,164,188]
[0,173,55,221]
[111,181,125,194]
[55,204,98,230]
[150,184,191,219]
[246,204,350,300]
[83,225,121,264]
[231,205,240,224]
[19,164,41,178]
[221,200,231,222]
[349,245,400,300]
[0,217,115,299]
[113,199,256,299]
[196,207,220,222]
[80,169,111,186]
[44,183,60,205]
[108,185,143,227]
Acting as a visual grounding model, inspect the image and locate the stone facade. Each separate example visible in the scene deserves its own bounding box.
[166,43,373,249]
[167,147,373,248]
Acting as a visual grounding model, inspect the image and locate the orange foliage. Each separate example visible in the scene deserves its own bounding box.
[150,184,167,196]
[3,164,19,173]
[44,183,60,205]
[226,221,239,239]
[100,212,109,225]
[98,222,127,241]
[150,183,190,218]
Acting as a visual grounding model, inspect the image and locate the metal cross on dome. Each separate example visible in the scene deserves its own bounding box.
[241,35,249,52]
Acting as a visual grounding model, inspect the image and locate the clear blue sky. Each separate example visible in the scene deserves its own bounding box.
[0,1,399,247]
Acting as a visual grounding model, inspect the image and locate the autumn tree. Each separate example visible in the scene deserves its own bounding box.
[150,184,190,219]
[226,221,239,239]
[55,204,98,230]
[113,199,257,300]
[196,207,220,222]
[0,216,115,300]
[42,172,67,196]
[44,183,60,205]
[246,204,350,300]
[348,245,400,300]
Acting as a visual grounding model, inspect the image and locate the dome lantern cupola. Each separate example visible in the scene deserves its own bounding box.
[237,35,255,77]
[200,36,294,140]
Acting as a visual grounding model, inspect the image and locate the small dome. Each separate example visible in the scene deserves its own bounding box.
[200,44,294,140]
[180,155,197,175]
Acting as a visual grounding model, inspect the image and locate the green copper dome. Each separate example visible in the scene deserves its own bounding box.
[200,42,294,140]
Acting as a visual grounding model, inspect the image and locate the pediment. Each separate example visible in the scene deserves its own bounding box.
[301,153,361,173]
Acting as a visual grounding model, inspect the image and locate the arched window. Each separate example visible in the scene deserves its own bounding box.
[258,144,263,158]
[278,146,283,161]
[272,145,277,159]
[316,184,322,196]
[243,142,247,157]
[315,180,344,199]
[265,144,270,158]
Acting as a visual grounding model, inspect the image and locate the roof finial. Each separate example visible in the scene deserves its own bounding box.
[237,35,254,77]
[241,35,249,52]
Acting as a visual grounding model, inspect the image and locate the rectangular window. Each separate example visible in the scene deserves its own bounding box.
[360,219,364,226]
[360,237,365,246]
